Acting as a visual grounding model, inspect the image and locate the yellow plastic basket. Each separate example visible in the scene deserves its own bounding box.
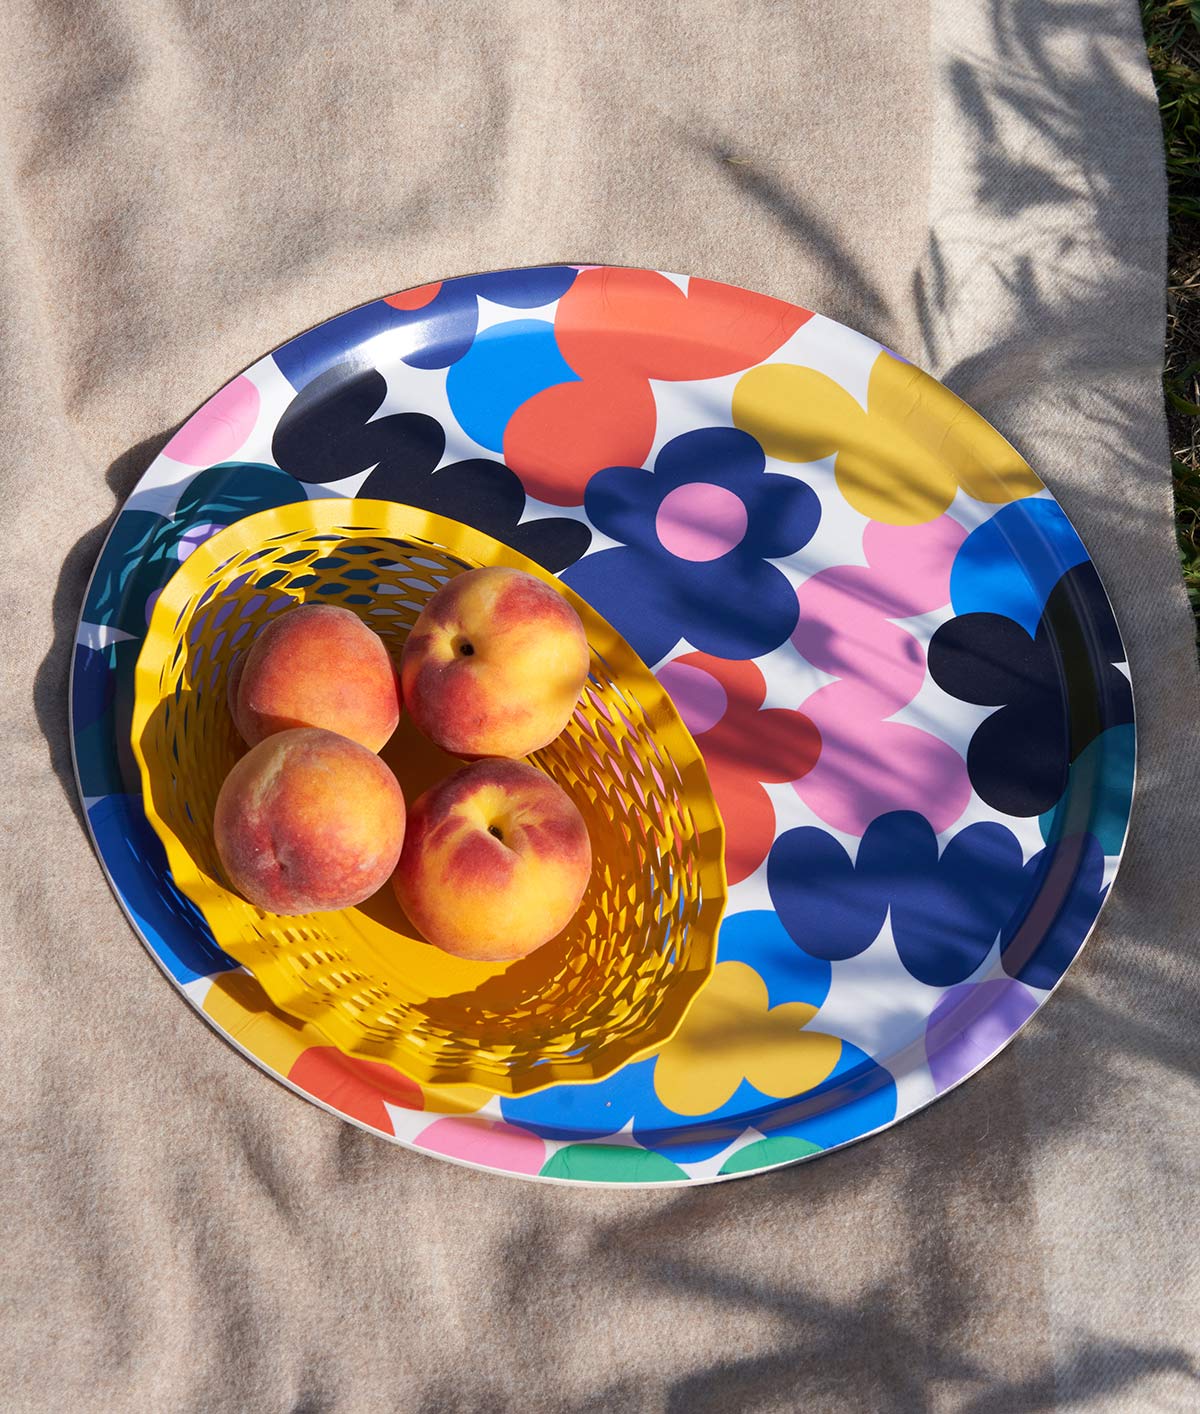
[131,499,726,1095]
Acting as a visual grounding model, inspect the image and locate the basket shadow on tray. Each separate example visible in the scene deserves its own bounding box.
[131,500,726,1098]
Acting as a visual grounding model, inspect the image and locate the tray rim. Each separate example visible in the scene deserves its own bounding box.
[68,260,1138,1186]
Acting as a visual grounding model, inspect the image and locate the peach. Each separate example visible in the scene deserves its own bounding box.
[214,727,406,914]
[393,758,591,961]
[230,603,400,752]
[400,567,589,759]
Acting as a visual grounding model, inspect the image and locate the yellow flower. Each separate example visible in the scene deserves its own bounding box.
[652,961,840,1116]
[732,352,1043,525]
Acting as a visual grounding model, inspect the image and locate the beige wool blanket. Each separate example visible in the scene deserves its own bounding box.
[2,1,1197,1409]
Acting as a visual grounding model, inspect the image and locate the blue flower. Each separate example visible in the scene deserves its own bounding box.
[949,497,1088,636]
[72,639,142,799]
[88,794,235,985]
[562,427,820,666]
[272,266,579,389]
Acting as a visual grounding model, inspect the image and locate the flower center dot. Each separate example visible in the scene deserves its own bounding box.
[655,483,749,562]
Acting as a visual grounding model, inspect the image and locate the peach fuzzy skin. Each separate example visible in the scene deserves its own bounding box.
[393,758,592,962]
[214,727,407,914]
[231,603,401,751]
[400,567,589,759]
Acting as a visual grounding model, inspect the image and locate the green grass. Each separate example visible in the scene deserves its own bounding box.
[1143,1,1200,629]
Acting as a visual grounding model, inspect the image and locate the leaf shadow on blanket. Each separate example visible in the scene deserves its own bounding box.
[615,0,1194,1407]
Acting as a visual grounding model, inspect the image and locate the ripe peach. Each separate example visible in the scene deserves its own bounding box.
[214,727,406,914]
[400,567,589,759]
[231,603,400,752]
[393,758,591,962]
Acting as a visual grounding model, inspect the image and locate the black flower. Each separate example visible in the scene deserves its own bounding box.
[927,562,1132,816]
[271,364,590,572]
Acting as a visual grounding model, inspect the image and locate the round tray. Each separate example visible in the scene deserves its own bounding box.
[71,264,1135,1186]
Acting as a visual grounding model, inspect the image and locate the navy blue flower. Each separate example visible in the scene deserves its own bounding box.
[998,831,1107,990]
[272,266,578,389]
[768,810,1107,991]
[562,427,820,666]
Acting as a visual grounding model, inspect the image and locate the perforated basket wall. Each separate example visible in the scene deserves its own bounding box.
[131,499,726,1095]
